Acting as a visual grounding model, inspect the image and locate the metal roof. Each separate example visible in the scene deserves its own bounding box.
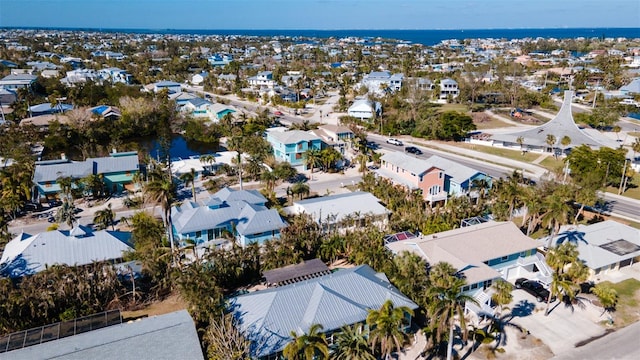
[425,155,485,185]
[267,129,322,145]
[229,265,418,358]
[33,153,138,183]
[4,310,203,360]
[285,191,389,224]
[0,227,133,277]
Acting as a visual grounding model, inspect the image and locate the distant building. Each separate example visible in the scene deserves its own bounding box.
[439,78,459,101]
[347,98,382,119]
[0,73,37,90]
[248,71,276,88]
[360,71,404,96]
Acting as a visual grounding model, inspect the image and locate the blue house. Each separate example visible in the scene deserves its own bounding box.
[170,188,287,248]
[424,155,492,196]
[32,151,139,201]
[265,128,326,167]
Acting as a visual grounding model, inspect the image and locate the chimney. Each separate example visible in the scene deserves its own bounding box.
[112,148,117,154]
[60,153,66,160]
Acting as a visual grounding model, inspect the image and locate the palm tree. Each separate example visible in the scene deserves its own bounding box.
[54,198,78,227]
[426,262,478,360]
[200,154,216,175]
[366,299,414,359]
[93,203,115,230]
[291,181,310,200]
[282,323,329,360]
[145,176,177,261]
[332,324,375,360]
[592,283,618,318]
[541,194,571,248]
[560,135,572,156]
[546,134,557,155]
[303,148,322,179]
[516,136,525,154]
[632,137,640,159]
[491,279,513,315]
[179,168,197,202]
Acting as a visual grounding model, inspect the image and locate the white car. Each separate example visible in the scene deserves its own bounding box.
[386,138,403,146]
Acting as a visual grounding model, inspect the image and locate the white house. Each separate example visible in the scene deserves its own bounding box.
[153,80,182,94]
[439,78,459,100]
[248,71,276,88]
[360,71,404,96]
[347,98,382,119]
[0,73,38,90]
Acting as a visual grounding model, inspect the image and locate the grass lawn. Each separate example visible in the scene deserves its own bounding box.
[598,278,640,328]
[628,132,640,137]
[448,142,541,163]
[538,157,565,172]
[473,116,516,130]
[605,173,640,201]
[439,103,469,113]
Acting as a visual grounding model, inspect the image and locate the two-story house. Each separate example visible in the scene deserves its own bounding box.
[265,127,325,168]
[439,78,459,101]
[98,67,133,84]
[309,124,354,156]
[386,220,547,317]
[0,73,38,91]
[152,80,182,94]
[170,187,287,248]
[360,71,404,96]
[32,151,139,201]
[378,152,448,204]
[248,71,276,88]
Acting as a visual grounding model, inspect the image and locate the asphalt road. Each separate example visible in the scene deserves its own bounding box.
[552,320,640,360]
[368,135,640,221]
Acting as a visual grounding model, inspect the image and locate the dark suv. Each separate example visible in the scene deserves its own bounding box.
[405,146,422,155]
[515,278,555,302]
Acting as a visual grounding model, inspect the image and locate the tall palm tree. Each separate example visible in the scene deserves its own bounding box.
[541,194,571,248]
[426,262,478,360]
[491,279,513,315]
[200,154,216,175]
[366,299,414,359]
[303,148,322,178]
[93,203,115,230]
[145,176,177,261]
[282,323,329,360]
[179,168,197,202]
[332,324,376,360]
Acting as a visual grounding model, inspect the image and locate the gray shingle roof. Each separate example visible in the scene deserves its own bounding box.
[4,310,203,360]
[230,265,418,358]
[546,220,640,270]
[425,155,483,185]
[0,227,133,277]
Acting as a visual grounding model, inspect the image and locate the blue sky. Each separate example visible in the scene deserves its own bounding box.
[1,0,638,30]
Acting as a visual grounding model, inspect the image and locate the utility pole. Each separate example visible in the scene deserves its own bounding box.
[619,159,628,194]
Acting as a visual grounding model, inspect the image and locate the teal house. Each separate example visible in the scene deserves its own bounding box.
[32,152,139,201]
[265,127,326,167]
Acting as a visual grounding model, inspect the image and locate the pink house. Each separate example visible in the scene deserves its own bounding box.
[378,152,447,204]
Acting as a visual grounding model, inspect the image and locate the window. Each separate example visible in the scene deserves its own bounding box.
[470,283,478,289]
[196,231,202,238]
[429,185,441,195]
[501,255,509,261]
[295,153,303,160]
[439,171,443,179]
[208,229,214,240]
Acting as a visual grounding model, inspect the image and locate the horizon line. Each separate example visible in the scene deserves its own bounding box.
[3,26,639,32]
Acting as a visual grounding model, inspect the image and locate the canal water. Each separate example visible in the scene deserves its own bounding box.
[136,135,220,160]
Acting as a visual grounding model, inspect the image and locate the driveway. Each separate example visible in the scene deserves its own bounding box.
[506,287,609,357]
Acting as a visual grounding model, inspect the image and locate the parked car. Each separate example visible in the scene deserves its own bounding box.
[386,138,403,146]
[273,110,284,116]
[515,278,555,302]
[405,146,423,155]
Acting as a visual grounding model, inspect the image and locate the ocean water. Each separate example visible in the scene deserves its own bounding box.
[13,27,640,46]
